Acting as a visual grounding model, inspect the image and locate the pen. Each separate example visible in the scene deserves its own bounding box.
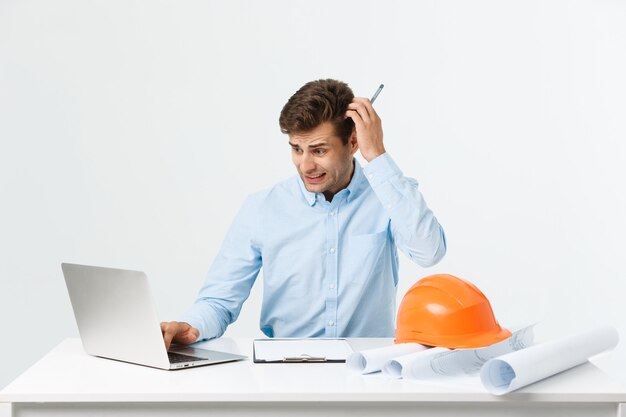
[370,84,384,104]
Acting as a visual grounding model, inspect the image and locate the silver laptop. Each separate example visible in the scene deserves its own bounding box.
[62,263,247,370]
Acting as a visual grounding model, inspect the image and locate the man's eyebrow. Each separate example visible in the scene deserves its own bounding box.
[288,141,329,148]
[308,142,328,149]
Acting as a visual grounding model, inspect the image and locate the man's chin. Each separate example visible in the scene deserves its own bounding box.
[304,184,325,193]
[302,179,328,193]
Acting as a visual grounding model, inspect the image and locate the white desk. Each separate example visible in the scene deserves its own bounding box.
[1,337,626,417]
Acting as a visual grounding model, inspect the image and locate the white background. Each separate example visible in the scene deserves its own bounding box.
[1,0,625,389]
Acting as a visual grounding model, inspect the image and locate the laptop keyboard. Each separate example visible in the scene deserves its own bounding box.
[168,351,207,363]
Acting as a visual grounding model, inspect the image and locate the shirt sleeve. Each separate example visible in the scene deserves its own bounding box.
[178,195,262,340]
[362,153,447,267]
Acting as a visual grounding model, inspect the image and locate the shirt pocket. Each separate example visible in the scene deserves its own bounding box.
[344,229,388,285]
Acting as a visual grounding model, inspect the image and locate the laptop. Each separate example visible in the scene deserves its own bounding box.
[61,263,247,370]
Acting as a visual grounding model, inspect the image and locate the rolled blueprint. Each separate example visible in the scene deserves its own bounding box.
[347,343,428,374]
[480,325,619,395]
[429,324,535,376]
[382,347,449,379]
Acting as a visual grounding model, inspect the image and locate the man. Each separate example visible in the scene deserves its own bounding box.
[161,79,446,350]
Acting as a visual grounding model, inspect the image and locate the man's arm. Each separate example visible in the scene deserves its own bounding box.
[162,195,263,347]
[346,98,447,267]
[363,153,447,266]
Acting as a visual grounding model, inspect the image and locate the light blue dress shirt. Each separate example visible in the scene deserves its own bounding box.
[179,153,446,340]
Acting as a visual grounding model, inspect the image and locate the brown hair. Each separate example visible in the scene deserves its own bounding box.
[279,79,355,145]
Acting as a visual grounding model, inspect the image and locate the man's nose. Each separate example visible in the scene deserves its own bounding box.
[300,152,316,172]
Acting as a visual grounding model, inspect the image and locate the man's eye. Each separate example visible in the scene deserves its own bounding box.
[292,148,302,153]
[314,149,326,155]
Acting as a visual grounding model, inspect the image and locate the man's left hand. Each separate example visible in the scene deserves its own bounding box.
[346,97,385,162]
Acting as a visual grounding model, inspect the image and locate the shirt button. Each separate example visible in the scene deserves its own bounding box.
[330,211,336,216]
[328,320,335,326]
[329,247,336,254]
[368,174,374,179]
[329,283,336,289]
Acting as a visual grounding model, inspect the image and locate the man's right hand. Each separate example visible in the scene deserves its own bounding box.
[160,321,200,351]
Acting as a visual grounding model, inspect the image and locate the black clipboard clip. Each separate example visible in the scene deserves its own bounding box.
[283,354,327,363]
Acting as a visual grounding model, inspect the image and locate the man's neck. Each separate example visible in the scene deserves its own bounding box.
[323,160,355,203]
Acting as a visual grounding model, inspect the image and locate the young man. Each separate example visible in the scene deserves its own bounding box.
[161,79,446,349]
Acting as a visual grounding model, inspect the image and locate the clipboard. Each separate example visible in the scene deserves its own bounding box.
[252,338,353,363]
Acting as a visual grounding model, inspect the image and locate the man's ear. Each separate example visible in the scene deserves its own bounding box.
[349,129,358,155]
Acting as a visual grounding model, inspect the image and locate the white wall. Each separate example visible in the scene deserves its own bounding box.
[1,0,625,389]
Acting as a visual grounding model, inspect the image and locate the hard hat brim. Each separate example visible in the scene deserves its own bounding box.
[395,325,512,349]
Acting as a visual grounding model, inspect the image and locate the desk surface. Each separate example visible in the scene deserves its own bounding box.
[2,337,626,403]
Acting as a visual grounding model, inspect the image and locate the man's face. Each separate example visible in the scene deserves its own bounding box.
[289,121,358,200]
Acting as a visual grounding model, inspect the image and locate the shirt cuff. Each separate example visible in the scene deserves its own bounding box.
[178,303,224,341]
[362,152,403,187]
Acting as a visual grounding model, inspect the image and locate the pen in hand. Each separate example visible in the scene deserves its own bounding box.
[370,84,384,104]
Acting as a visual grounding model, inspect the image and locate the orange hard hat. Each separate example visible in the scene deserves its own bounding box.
[395,274,511,348]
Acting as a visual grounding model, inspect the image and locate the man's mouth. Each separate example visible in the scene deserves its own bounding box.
[304,173,326,184]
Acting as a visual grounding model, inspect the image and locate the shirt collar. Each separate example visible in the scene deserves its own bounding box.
[345,158,364,202]
[297,175,317,206]
[297,159,364,206]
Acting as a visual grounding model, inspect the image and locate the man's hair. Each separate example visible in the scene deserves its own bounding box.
[279,79,355,145]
